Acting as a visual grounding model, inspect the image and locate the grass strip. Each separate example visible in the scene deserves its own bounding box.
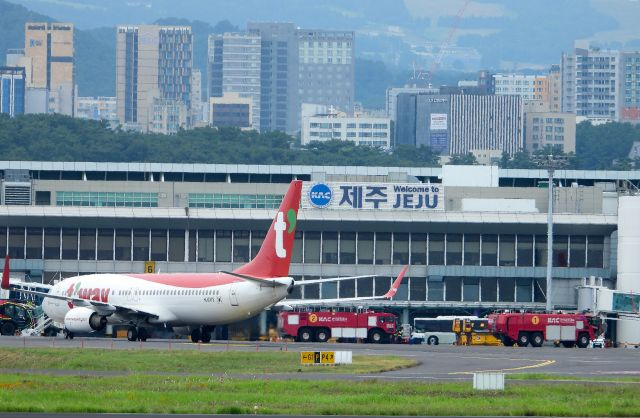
[509,373,640,383]
[0,347,415,374]
[1,373,639,416]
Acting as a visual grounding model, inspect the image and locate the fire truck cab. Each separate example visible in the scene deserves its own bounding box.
[278,310,397,343]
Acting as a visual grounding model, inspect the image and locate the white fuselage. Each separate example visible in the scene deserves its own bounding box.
[42,273,293,327]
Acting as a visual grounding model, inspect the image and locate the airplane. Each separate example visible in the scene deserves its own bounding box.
[1,180,407,342]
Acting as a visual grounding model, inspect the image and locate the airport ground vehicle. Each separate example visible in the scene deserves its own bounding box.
[488,312,600,348]
[410,316,479,345]
[452,318,502,346]
[0,300,35,335]
[278,310,398,343]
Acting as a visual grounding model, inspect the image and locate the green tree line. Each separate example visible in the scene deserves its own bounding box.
[1,114,639,169]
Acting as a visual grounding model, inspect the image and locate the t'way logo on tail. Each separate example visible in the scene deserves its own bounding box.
[234,180,301,278]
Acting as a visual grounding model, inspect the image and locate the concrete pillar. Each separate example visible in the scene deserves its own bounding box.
[616,196,640,345]
[401,308,409,325]
[259,311,268,338]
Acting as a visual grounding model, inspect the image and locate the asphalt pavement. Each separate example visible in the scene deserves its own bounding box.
[1,336,639,381]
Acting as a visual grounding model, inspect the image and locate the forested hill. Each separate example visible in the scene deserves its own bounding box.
[0,114,439,167]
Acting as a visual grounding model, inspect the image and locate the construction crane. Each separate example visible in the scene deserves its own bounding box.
[425,0,471,83]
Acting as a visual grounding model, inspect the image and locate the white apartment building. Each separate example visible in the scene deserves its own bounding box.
[75,96,117,125]
[493,74,547,101]
[562,44,619,121]
[301,109,391,147]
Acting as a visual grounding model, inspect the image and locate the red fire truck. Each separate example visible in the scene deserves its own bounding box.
[278,310,398,343]
[488,312,602,348]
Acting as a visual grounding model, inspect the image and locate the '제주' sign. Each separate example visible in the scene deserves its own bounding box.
[302,182,444,211]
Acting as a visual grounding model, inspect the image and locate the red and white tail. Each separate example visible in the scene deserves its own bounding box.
[234,180,302,278]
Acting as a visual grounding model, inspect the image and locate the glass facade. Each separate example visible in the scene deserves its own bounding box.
[56,192,158,207]
[188,194,283,209]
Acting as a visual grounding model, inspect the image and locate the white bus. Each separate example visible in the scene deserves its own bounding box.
[410,316,479,345]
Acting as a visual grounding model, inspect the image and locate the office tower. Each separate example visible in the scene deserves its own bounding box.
[116,25,193,133]
[385,86,439,120]
[395,93,451,153]
[0,67,26,116]
[209,93,253,128]
[449,95,523,155]
[246,22,299,134]
[562,44,619,121]
[24,22,74,115]
[208,32,261,131]
[298,30,354,113]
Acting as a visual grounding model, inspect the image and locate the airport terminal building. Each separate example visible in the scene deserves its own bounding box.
[0,161,635,329]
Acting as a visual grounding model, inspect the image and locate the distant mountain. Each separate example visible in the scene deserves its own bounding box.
[12,0,638,71]
[0,0,237,97]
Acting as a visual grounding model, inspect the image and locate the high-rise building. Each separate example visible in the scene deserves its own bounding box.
[208,32,261,131]
[247,22,299,134]
[548,65,562,113]
[24,22,74,115]
[562,44,619,121]
[449,95,523,155]
[619,52,640,124]
[395,93,451,153]
[385,86,439,121]
[116,25,193,132]
[298,30,354,114]
[0,67,26,116]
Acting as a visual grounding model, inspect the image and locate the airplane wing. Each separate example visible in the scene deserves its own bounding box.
[294,275,378,286]
[1,257,162,320]
[274,265,408,308]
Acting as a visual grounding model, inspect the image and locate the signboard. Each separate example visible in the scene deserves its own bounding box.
[300,351,336,365]
[144,261,156,274]
[430,113,448,130]
[303,182,444,211]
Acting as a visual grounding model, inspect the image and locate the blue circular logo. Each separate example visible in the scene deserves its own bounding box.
[309,183,333,208]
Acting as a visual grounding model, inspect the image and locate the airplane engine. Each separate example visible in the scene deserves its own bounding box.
[64,307,107,333]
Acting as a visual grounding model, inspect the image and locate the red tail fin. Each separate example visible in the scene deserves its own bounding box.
[234,180,302,278]
[1,255,9,290]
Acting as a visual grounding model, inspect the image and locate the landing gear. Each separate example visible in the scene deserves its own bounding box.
[127,326,137,342]
[191,326,214,343]
[63,329,74,339]
[127,325,149,342]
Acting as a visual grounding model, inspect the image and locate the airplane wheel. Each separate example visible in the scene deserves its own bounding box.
[191,328,201,343]
[0,321,16,336]
[201,331,212,343]
[137,327,148,342]
[64,329,74,340]
[127,327,137,342]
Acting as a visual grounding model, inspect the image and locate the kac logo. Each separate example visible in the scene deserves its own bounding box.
[309,183,332,208]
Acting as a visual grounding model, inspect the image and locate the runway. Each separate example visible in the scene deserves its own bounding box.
[1,336,639,381]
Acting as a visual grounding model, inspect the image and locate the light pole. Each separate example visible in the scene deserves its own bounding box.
[533,153,567,312]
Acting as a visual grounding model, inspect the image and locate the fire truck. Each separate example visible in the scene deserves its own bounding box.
[278,310,398,343]
[488,312,602,348]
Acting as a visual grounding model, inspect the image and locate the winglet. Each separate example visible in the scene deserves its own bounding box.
[383,265,408,299]
[1,255,9,290]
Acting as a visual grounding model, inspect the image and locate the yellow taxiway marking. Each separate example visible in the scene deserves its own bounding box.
[449,359,556,375]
